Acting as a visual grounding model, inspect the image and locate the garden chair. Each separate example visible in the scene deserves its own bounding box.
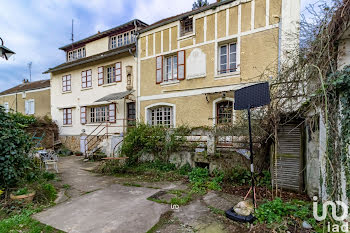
[42,149,59,173]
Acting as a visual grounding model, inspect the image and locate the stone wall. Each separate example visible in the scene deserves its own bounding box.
[59,135,80,152]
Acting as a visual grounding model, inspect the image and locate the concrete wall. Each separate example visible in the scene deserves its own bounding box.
[51,52,137,137]
[0,88,51,117]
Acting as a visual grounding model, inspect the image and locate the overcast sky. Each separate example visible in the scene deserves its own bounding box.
[0,0,328,92]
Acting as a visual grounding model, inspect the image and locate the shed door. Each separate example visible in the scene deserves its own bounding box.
[272,124,303,192]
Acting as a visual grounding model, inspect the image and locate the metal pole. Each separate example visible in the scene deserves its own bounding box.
[247,107,256,208]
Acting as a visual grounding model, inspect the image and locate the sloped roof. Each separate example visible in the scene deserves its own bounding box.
[44,44,135,74]
[59,19,148,51]
[95,90,134,102]
[0,79,50,96]
[139,0,236,34]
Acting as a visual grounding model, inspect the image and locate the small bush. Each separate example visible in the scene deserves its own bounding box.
[224,166,251,186]
[188,167,224,193]
[40,183,57,202]
[179,163,192,175]
[42,172,56,181]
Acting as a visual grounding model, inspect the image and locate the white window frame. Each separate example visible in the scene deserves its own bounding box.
[163,54,178,82]
[62,74,71,92]
[110,30,136,49]
[145,103,176,127]
[25,99,35,115]
[67,47,86,61]
[212,98,235,126]
[218,42,237,75]
[89,106,108,123]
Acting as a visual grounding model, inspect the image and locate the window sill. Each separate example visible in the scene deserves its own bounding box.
[81,87,93,91]
[102,82,118,87]
[160,80,180,87]
[84,123,115,126]
[178,33,195,41]
[186,74,206,80]
[214,71,240,80]
[62,91,72,94]
[62,125,73,127]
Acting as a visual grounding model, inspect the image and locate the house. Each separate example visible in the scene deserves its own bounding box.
[137,0,300,128]
[0,79,51,117]
[44,19,148,153]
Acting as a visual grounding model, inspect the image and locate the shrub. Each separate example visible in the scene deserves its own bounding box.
[0,107,34,188]
[121,123,187,165]
[188,167,224,193]
[38,183,57,202]
[42,172,56,181]
[179,163,192,175]
[224,166,251,186]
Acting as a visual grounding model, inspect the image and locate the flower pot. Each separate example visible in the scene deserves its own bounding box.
[10,191,36,202]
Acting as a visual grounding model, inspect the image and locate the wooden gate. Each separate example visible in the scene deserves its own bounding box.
[272,123,304,192]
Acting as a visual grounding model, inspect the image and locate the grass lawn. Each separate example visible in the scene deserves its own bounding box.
[0,207,63,233]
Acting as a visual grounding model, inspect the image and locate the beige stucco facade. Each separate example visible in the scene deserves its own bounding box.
[50,53,137,137]
[0,88,51,117]
[137,0,299,128]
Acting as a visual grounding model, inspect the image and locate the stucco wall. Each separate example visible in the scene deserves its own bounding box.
[140,92,235,127]
[51,53,137,136]
[0,88,51,117]
[137,0,295,128]
[85,37,109,57]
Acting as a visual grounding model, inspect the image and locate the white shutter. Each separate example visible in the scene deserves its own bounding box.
[115,62,122,82]
[177,50,185,80]
[108,104,116,123]
[98,67,104,85]
[80,107,86,124]
[156,56,163,84]
[25,100,29,115]
[30,100,35,114]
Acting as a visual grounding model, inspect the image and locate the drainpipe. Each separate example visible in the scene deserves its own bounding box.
[15,92,17,112]
[277,17,282,73]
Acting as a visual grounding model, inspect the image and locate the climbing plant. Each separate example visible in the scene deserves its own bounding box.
[0,107,35,188]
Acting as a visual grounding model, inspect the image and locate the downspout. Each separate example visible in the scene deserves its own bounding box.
[277,17,282,73]
[134,20,141,123]
[15,92,18,112]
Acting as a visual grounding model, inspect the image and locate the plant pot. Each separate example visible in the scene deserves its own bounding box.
[75,152,83,156]
[10,191,36,202]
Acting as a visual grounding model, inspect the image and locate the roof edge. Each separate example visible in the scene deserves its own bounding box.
[139,0,236,34]
[59,19,148,51]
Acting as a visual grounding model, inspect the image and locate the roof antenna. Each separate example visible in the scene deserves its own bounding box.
[28,62,32,82]
[71,19,74,48]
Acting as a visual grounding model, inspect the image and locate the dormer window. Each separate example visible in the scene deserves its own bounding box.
[67,47,86,62]
[180,17,193,37]
[110,30,136,49]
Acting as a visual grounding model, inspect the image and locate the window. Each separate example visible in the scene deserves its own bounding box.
[81,70,92,88]
[180,18,193,37]
[90,106,107,123]
[219,43,237,74]
[103,62,122,84]
[216,101,233,125]
[127,102,136,126]
[67,47,86,61]
[164,55,177,82]
[110,30,136,49]
[62,75,71,92]
[107,66,116,83]
[156,51,185,84]
[4,102,9,113]
[25,99,35,115]
[149,106,173,127]
[63,108,72,125]
[86,103,115,123]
